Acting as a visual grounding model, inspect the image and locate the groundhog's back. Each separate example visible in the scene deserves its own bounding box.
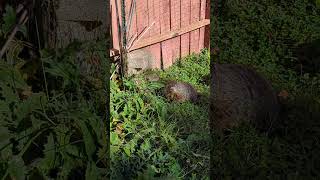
[211,64,279,131]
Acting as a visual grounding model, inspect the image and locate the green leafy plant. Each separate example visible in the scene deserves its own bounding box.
[110,50,210,179]
[0,39,109,179]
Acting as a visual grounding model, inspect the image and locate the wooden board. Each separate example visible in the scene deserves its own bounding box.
[160,0,172,69]
[147,0,161,69]
[111,0,210,73]
[180,0,191,57]
[111,0,121,50]
[170,0,181,64]
[190,0,200,54]
[199,0,207,50]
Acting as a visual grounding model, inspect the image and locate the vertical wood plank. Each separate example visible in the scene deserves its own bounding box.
[111,0,121,50]
[190,0,200,54]
[160,0,172,69]
[199,0,206,50]
[170,0,181,63]
[136,0,148,38]
[204,0,210,49]
[125,0,132,43]
[180,0,191,58]
[127,0,138,48]
[147,0,161,69]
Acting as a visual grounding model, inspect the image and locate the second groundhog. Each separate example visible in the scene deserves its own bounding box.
[211,63,280,133]
[164,81,198,103]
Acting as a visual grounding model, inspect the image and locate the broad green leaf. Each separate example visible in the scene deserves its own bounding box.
[2,5,16,35]
[85,161,99,180]
[8,156,25,180]
[75,117,95,159]
[110,132,120,145]
[123,145,131,157]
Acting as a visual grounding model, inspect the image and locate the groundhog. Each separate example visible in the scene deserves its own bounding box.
[210,63,279,133]
[164,81,198,103]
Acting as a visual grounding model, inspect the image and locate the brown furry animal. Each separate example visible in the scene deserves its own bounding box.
[164,81,198,103]
[210,63,279,133]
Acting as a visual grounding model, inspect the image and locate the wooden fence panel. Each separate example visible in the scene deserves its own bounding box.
[111,0,210,73]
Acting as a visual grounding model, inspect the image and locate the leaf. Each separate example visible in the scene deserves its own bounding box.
[123,145,131,157]
[58,155,77,178]
[39,133,56,173]
[16,92,47,122]
[141,139,151,152]
[0,63,28,89]
[2,5,16,36]
[7,156,25,180]
[75,116,95,159]
[136,165,156,180]
[0,101,10,114]
[110,132,120,145]
[0,126,11,149]
[85,161,99,180]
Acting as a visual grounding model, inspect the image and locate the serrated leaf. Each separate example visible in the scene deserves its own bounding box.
[0,63,28,89]
[39,133,55,172]
[0,83,19,103]
[16,92,47,122]
[75,116,95,159]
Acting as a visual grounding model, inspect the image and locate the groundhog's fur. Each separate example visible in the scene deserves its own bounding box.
[211,63,279,133]
[164,81,198,103]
